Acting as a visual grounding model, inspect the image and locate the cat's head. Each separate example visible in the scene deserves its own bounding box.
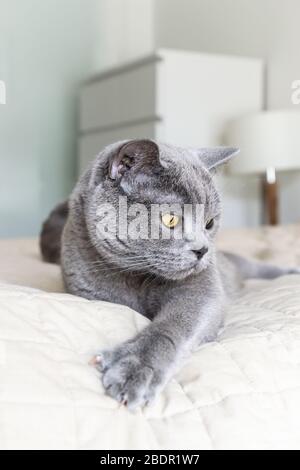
[84,139,238,280]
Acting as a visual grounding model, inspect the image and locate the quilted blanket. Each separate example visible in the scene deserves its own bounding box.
[1,227,300,450]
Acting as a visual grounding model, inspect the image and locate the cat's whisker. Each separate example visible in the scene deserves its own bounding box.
[87,259,163,275]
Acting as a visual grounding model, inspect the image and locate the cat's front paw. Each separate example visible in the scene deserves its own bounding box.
[92,347,164,410]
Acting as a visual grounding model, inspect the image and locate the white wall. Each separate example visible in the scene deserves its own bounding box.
[94,0,155,70]
[155,0,300,109]
[0,0,100,237]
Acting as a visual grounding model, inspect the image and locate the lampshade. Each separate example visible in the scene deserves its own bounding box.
[225,110,300,175]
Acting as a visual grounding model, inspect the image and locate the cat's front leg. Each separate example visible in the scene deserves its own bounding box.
[95,331,177,409]
[93,280,224,410]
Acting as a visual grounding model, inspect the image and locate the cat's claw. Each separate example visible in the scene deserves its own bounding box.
[96,347,164,410]
[89,355,102,366]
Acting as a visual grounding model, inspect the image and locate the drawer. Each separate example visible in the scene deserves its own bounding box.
[80,58,159,133]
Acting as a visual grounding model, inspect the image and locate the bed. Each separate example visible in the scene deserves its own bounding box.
[1,225,300,450]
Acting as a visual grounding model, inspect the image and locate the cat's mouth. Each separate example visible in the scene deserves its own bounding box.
[180,256,210,277]
[167,259,208,280]
[176,268,196,279]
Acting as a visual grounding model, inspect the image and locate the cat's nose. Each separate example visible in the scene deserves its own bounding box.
[192,247,208,260]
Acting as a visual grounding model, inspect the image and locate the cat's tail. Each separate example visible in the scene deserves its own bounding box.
[223,251,300,280]
[40,200,69,264]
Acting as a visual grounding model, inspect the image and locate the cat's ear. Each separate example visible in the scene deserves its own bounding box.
[196,147,239,171]
[109,139,160,180]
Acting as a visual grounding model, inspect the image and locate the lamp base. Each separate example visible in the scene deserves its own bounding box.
[262,168,278,225]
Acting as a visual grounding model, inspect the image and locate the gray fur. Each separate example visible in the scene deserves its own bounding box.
[40,201,68,264]
[55,139,298,410]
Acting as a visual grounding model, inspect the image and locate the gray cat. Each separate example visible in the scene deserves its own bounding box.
[41,139,299,410]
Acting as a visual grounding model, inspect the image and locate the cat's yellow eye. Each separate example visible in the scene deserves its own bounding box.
[161,213,179,229]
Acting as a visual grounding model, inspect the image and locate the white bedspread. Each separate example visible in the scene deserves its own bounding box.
[0,230,300,449]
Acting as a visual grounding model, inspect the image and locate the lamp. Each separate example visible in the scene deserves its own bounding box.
[225,110,300,225]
